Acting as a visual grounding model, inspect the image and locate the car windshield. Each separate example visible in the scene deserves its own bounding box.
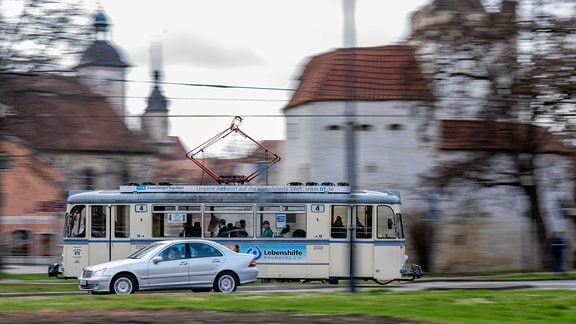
[127,242,164,259]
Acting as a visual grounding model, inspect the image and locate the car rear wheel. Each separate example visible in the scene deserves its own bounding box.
[213,272,237,293]
[111,274,136,295]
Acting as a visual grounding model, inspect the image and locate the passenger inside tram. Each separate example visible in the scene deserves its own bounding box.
[332,216,346,238]
[279,225,292,237]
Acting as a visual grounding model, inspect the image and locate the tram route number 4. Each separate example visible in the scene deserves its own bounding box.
[311,204,325,212]
[135,204,148,212]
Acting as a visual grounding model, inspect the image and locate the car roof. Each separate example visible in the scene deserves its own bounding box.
[159,239,232,250]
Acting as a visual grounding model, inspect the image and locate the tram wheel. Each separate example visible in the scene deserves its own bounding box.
[213,272,237,293]
[111,274,136,295]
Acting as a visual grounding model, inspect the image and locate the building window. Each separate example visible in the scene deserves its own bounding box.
[287,122,299,139]
[83,168,95,190]
[355,124,373,131]
[364,165,378,173]
[11,229,32,256]
[39,234,53,256]
[121,166,130,184]
[387,123,404,131]
[0,155,11,170]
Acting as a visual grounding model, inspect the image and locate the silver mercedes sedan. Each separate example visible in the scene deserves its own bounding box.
[78,239,258,294]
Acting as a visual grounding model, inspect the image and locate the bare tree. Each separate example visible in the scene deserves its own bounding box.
[0,0,91,268]
[0,0,91,73]
[411,0,576,270]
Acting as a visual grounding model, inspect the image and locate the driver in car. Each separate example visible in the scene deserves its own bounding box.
[165,246,182,260]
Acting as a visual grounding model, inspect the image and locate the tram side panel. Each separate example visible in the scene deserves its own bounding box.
[63,243,86,278]
[242,241,330,280]
[304,204,331,279]
[373,243,406,281]
[63,204,136,278]
[373,205,409,281]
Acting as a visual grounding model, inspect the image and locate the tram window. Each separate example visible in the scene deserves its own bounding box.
[90,205,106,238]
[376,206,397,239]
[114,205,129,238]
[152,214,164,237]
[257,205,307,238]
[259,205,281,211]
[178,206,201,211]
[66,205,86,238]
[355,205,372,239]
[283,206,306,212]
[396,213,405,239]
[180,215,202,237]
[206,205,253,238]
[152,205,203,238]
[153,205,176,211]
[152,213,187,237]
[331,206,347,238]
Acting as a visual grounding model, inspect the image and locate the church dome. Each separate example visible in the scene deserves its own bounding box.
[76,8,130,69]
[77,41,130,68]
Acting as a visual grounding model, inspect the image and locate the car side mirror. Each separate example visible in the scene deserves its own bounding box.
[152,256,163,264]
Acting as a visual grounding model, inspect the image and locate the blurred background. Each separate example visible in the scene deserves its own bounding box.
[1,0,575,274]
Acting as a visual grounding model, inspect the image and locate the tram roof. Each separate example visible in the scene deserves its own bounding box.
[67,185,401,204]
[119,184,351,194]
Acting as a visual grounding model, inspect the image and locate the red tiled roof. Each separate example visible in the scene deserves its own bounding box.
[150,158,238,185]
[166,136,189,160]
[1,73,154,154]
[440,119,573,154]
[285,45,434,110]
[240,140,282,161]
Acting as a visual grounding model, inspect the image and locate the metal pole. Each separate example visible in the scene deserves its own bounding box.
[108,205,112,261]
[0,103,5,271]
[343,0,357,293]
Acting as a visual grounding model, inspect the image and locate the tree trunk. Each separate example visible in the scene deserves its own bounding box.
[525,184,550,270]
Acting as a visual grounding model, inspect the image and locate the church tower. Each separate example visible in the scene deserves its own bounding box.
[75,8,130,121]
[141,42,171,157]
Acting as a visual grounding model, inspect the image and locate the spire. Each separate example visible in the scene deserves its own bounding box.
[93,8,110,41]
[146,42,168,112]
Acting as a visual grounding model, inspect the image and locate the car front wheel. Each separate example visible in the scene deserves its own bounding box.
[111,274,136,295]
[213,272,237,293]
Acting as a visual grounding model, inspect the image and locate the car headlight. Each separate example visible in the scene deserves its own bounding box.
[93,268,107,277]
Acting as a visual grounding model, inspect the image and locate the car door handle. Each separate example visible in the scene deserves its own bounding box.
[212,259,221,263]
[179,261,188,266]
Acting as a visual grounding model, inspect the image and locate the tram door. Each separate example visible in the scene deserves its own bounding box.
[110,205,131,261]
[87,205,109,267]
[329,205,352,278]
[87,205,131,267]
[329,205,375,279]
[354,205,374,279]
[373,205,405,280]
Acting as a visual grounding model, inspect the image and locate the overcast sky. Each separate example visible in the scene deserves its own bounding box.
[92,0,429,153]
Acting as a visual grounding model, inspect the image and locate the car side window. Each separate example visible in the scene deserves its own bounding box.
[189,243,223,258]
[162,243,186,261]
